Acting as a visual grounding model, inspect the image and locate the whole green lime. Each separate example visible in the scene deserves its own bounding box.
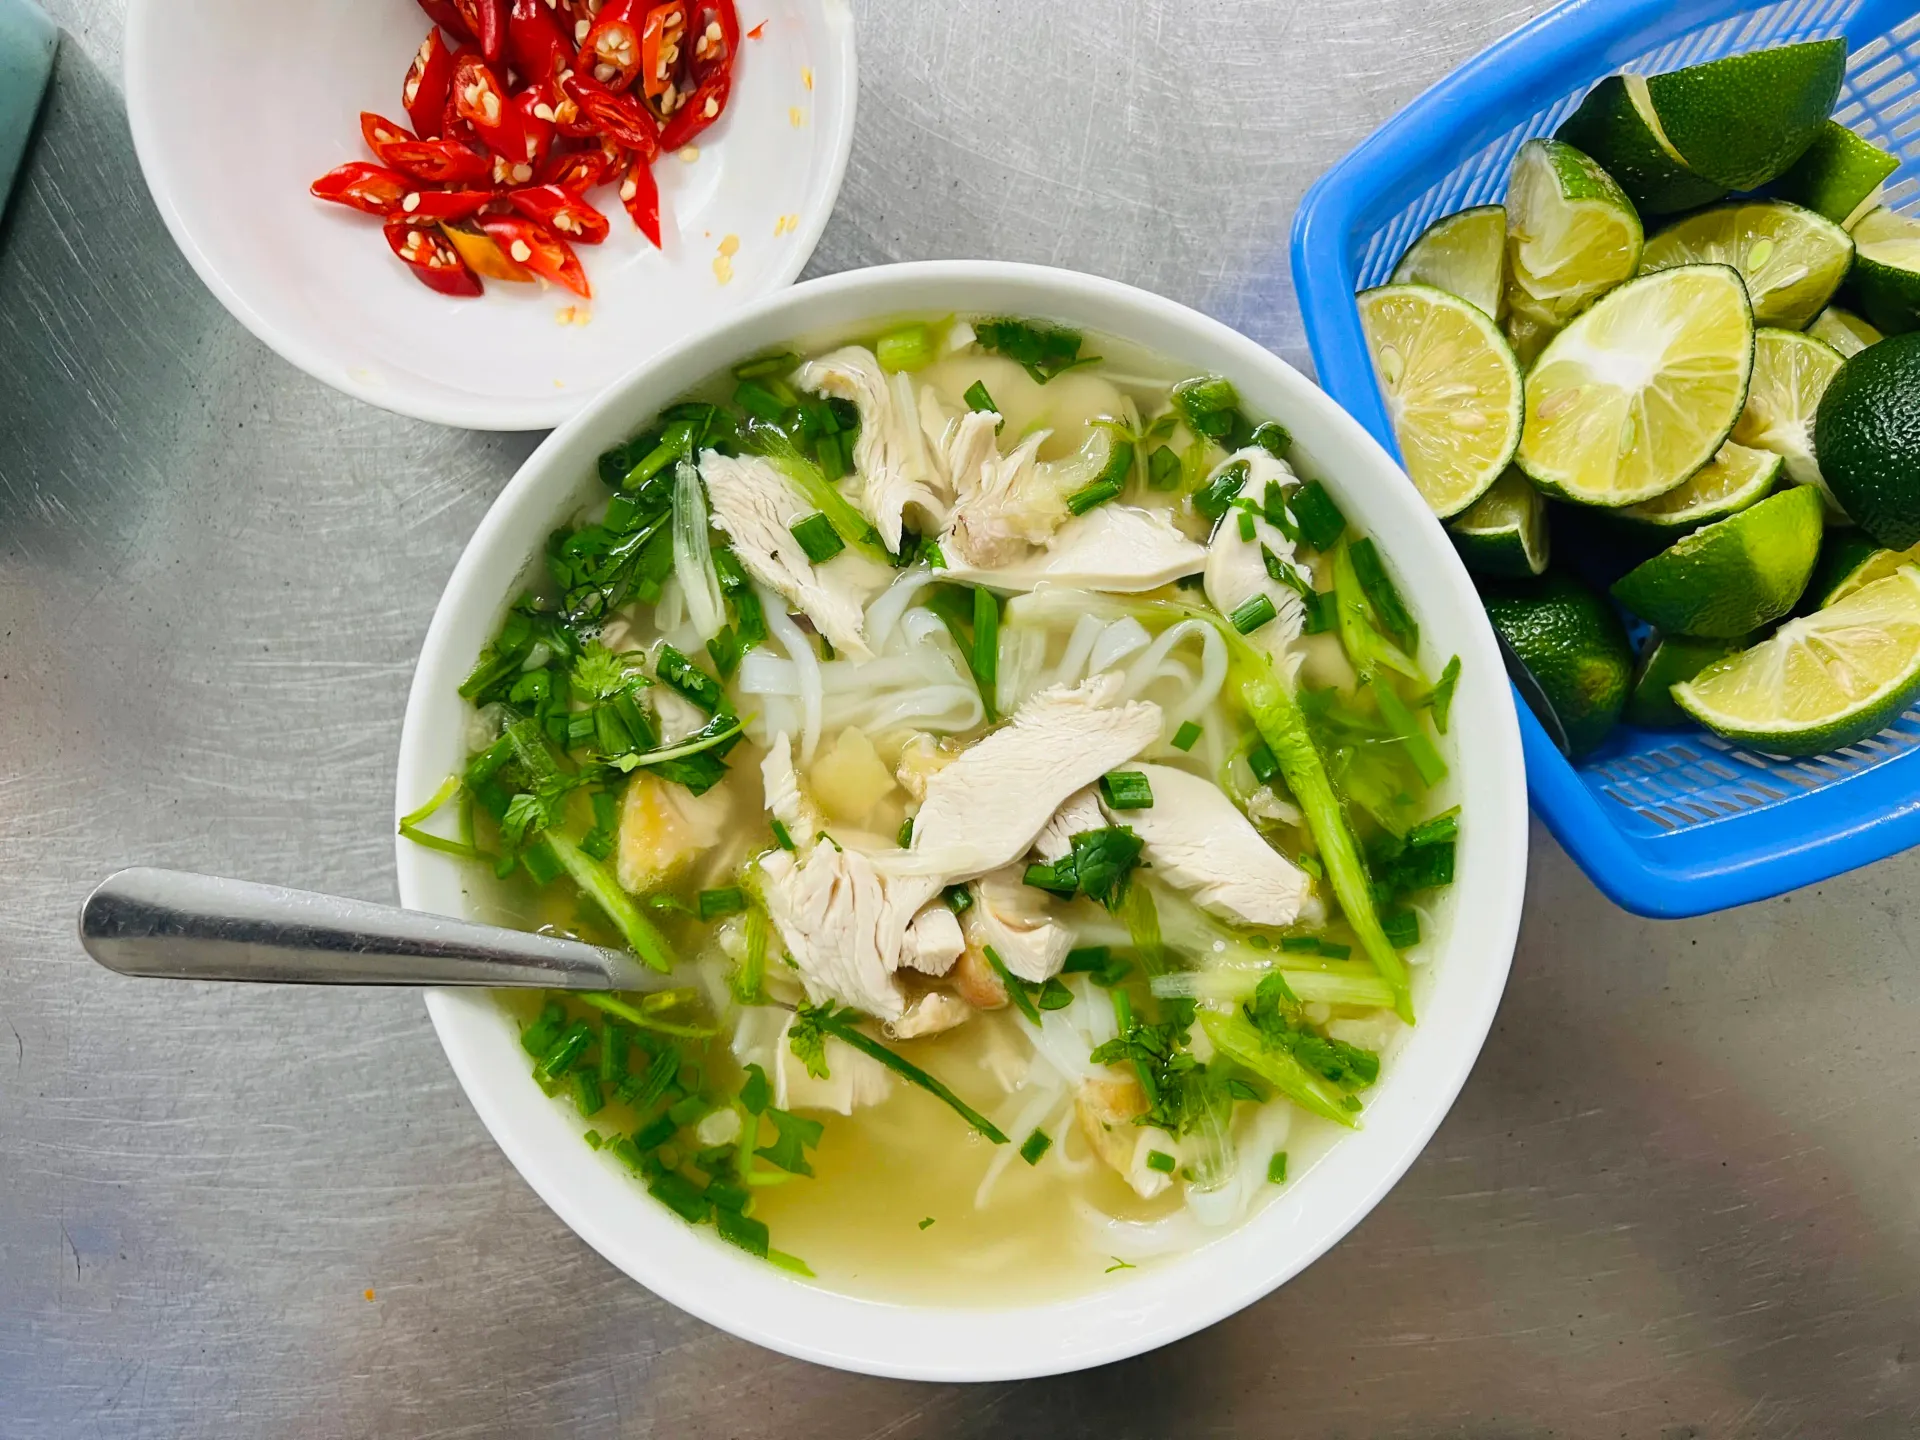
[1814,332,1920,549]
[1481,572,1634,756]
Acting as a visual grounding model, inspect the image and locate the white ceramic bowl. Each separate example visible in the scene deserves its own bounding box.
[394,261,1528,1379]
[124,0,855,431]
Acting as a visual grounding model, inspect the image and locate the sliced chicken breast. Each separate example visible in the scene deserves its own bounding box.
[964,866,1076,983]
[1100,762,1311,928]
[794,347,948,551]
[894,672,1162,881]
[700,449,890,660]
[938,504,1206,593]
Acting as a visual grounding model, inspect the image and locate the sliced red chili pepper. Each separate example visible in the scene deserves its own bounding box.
[385,135,494,186]
[415,0,473,42]
[508,183,610,243]
[618,154,662,248]
[657,61,728,151]
[361,110,418,157]
[744,19,763,39]
[508,0,570,82]
[639,2,686,102]
[537,144,611,191]
[440,221,535,282]
[480,215,591,297]
[384,219,484,296]
[451,54,527,160]
[402,28,457,137]
[715,0,740,56]
[683,0,738,75]
[396,188,496,222]
[310,161,410,216]
[560,70,660,160]
[578,0,645,92]
[514,84,558,170]
[451,0,507,64]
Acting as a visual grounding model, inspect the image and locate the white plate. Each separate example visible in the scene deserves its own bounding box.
[394,262,1530,1380]
[124,0,855,431]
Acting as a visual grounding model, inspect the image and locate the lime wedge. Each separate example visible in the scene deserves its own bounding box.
[1644,40,1847,191]
[1848,207,1920,336]
[1358,283,1523,517]
[1730,327,1844,506]
[1612,484,1825,638]
[1639,201,1852,329]
[1481,572,1633,756]
[1618,440,1781,529]
[1817,538,1920,608]
[1555,74,1727,216]
[1808,306,1883,358]
[1625,633,1747,728]
[1776,120,1900,227]
[1390,206,1507,320]
[1674,565,1920,755]
[1504,311,1557,369]
[1504,138,1644,329]
[1449,467,1548,576]
[1516,263,1754,507]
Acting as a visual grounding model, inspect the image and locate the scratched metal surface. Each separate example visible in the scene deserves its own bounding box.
[5,0,1920,1435]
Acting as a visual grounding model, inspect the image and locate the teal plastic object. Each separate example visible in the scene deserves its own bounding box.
[1293,0,1920,917]
[0,0,56,217]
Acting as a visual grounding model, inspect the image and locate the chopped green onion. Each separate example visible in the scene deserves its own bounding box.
[572,1069,605,1116]
[1289,480,1347,551]
[576,991,717,1040]
[1099,770,1154,810]
[1067,476,1124,515]
[1247,740,1280,786]
[1251,421,1291,458]
[1193,460,1250,522]
[1146,444,1182,490]
[1381,907,1420,949]
[963,379,999,417]
[788,511,846,565]
[897,816,915,848]
[698,886,747,921]
[807,1006,1009,1143]
[918,1216,936,1230]
[1238,509,1257,542]
[1268,1152,1288,1184]
[1422,655,1462,733]
[1230,593,1278,635]
[536,1021,593,1083]
[972,585,999,720]
[716,1207,771,1257]
[1146,1149,1176,1174]
[1201,1011,1357,1128]
[1281,935,1321,953]
[983,945,1041,1024]
[545,834,676,972]
[942,883,973,915]
[1171,720,1202,752]
[1020,1129,1053,1165]
[1316,941,1351,959]
[731,350,799,381]
[875,322,935,372]
[733,379,790,424]
[770,818,796,851]
[1172,375,1242,439]
[1349,537,1418,650]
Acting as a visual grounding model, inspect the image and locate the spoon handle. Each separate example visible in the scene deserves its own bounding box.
[79,867,656,991]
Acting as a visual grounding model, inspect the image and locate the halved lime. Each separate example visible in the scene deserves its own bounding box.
[1358,283,1523,517]
[1639,201,1852,330]
[1555,74,1727,216]
[1818,538,1920,607]
[1517,264,1754,507]
[1729,327,1845,510]
[1674,564,1920,755]
[1449,467,1548,576]
[1808,306,1883,358]
[1848,207,1920,336]
[1625,633,1747,728]
[1391,206,1507,320]
[1504,138,1644,329]
[1618,441,1781,529]
[1644,40,1847,191]
[1776,120,1900,227]
[1612,484,1825,637]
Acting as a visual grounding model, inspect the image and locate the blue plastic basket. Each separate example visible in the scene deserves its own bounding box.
[1293,0,1920,919]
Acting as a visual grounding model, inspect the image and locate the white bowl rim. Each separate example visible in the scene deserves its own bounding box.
[121,0,858,432]
[394,259,1528,1380]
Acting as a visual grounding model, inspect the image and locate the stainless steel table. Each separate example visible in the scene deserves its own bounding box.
[5,2,1919,1435]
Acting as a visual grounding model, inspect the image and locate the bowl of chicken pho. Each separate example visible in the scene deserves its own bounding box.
[395,261,1527,1378]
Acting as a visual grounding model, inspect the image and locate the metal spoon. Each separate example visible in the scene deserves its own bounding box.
[78,867,664,992]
